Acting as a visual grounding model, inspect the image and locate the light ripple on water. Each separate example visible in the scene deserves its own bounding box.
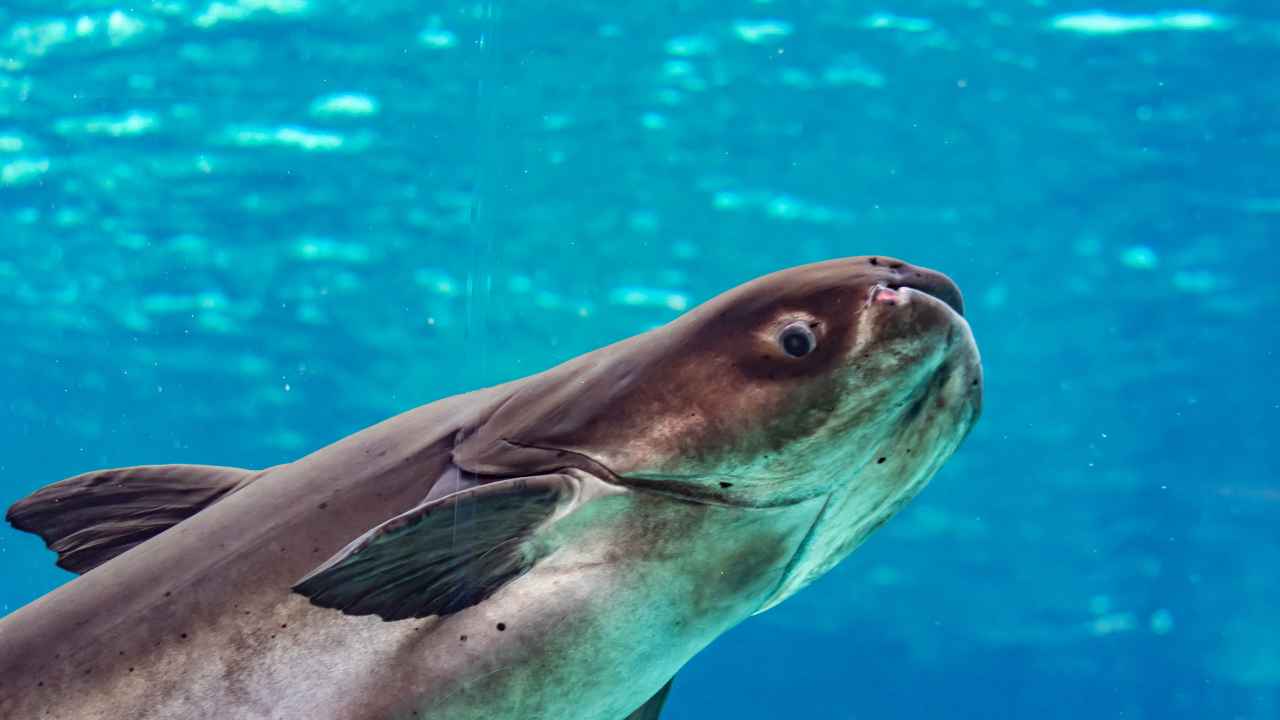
[1049,10,1230,35]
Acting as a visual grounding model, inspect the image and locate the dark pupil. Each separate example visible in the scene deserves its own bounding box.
[782,329,812,357]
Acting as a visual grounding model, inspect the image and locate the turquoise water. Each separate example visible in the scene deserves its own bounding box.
[1,1,1277,718]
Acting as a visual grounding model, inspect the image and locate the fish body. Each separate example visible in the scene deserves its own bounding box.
[0,256,982,719]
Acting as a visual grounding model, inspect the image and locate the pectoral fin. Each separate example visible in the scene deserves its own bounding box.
[6,464,263,574]
[294,472,618,621]
[624,677,675,720]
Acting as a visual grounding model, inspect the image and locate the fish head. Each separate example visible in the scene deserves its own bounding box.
[450,255,982,607]
[600,255,982,511]
[455,256,980,555]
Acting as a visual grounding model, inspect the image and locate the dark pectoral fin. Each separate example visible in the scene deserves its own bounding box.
[6,464,261,574]
[625,677,675,720]
[293,474,580,621]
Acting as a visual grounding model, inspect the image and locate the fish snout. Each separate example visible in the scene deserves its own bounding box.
[859,257,971,353]
[864,256,965,317]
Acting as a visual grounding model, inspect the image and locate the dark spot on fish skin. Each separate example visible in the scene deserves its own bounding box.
[163,591,171,598]
[869,257,879,266]
[719,481,733,488]
[280,624,288,629]
[460,635,467,642]
[496,623,506,631]
[37,681,44,687]
[313,546,320,554]
[180,633,187,639]
[271,634,277,639]
[318,502,328,510]
[877,457,886,464]
[128,668,134,673]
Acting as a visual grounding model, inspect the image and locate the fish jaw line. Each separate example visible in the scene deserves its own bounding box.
[755,414,974,611]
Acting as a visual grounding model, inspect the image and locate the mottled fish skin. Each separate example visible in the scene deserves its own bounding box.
[0,256,981,720]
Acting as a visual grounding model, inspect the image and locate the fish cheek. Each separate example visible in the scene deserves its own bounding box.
[724,371,845,469]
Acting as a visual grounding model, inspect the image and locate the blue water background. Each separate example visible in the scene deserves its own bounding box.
[1,1,1277,718]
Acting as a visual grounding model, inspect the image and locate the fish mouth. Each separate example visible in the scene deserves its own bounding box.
[865,264,976,368]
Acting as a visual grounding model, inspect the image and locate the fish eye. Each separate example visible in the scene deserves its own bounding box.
[778,322,817,358]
